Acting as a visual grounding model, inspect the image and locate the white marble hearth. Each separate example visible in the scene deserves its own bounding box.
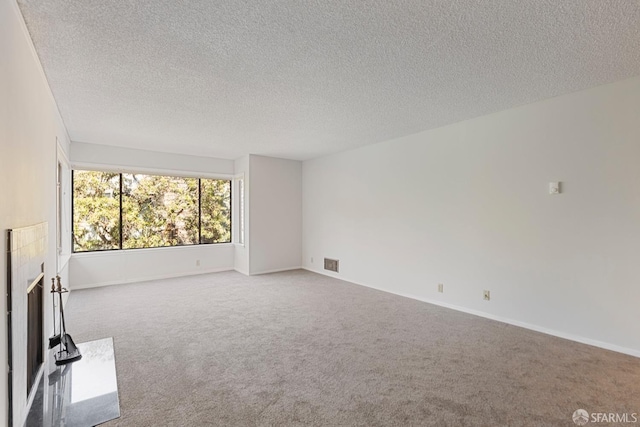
[25,337,121,427]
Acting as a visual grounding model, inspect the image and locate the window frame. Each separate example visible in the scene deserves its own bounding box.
[56,142,73,270]
[236,176,245,245]
[71,169,233,253]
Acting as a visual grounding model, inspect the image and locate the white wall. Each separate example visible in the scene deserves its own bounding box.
[71,141,234,176]
[0,0,71,424]
[70,245,234,289]
[68,143,236,288]
[303,75,640,356]
[249,155,302,274]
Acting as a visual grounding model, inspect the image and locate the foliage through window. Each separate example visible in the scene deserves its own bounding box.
[73,170,231,252]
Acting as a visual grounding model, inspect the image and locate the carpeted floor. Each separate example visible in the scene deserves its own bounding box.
[65,269,640,426]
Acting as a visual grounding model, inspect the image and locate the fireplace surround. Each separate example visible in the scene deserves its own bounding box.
[6,222,47,427]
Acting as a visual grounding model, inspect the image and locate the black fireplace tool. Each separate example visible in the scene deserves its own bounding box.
[48,277,60,349]
[50,276,82,365]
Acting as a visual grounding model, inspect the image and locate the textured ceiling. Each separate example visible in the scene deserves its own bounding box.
[17,0,640,161]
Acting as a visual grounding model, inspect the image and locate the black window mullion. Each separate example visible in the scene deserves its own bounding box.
[119,173,123,250]
[198,179,202,244]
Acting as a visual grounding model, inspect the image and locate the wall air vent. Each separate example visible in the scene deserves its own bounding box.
[324,258,339,273]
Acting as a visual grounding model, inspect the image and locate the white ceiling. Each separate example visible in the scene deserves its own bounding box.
[17,0,640,161]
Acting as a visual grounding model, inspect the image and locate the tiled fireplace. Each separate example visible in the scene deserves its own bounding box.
[6,222,47,427]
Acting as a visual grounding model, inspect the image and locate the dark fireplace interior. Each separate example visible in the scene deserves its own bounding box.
[26,275,44,397]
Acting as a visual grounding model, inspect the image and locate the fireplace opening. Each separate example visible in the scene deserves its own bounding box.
[26,273,44,397]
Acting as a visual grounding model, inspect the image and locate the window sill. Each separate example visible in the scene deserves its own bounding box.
[71,243,235,257]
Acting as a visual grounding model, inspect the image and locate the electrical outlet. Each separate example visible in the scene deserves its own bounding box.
[196,259,200,267]
[311,257,314,263]
[438,283,444,293]
[483,290,490,301]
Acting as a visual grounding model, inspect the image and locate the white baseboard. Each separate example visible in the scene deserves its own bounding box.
[302,267,640,359]
[249,266,303,276]
[72,267,234,290]
[234,267,249,276]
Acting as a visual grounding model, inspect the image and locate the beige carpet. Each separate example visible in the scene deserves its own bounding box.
[65,270,640,426]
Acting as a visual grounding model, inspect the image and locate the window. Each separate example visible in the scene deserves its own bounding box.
[72,170,231,252]
[237,177,245,245]
[200,178,232,244]
[57,145,73,269]
[72,171,121,251]
[56,161,62,252]
[122,174,199,249]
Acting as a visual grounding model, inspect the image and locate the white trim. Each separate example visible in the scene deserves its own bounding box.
[231,175,245,245]
[70,161,234,180]
[56,140,70,167]
[250,266,302,276]
[302,267,640,359]
[26,273,44,294]
[71,242,234,258]
[56,141,71,263]
[72,267,234,290]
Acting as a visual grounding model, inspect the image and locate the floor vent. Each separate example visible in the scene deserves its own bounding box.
[324,258,339,273]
